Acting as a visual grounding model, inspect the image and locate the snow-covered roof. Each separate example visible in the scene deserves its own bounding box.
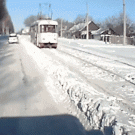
[68,21,99,34]
[91,28,103,35]
[79,21,92,31]
[91,28,111,35]
[68,22,85,33]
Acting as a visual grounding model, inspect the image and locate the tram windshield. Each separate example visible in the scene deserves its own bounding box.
[40,25,56,33]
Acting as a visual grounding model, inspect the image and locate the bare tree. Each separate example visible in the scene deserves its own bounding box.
[24,15,37,27]
[99,13,134,36]
[74,14,93,25]
[55,18,74,31]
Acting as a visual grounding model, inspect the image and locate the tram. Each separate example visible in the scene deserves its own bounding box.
[30,19,58,48]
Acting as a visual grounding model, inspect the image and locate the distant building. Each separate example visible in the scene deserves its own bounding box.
[67,21,99,39]
[80,21,99,39]
[91,28,118,41]
[22,27,30,35]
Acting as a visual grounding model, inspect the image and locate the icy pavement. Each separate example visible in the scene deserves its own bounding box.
[1,36,96,134]
[17,36,135,134]
[0,38,69,117]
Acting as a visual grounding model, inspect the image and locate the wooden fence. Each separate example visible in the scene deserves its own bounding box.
[101,35,135,45]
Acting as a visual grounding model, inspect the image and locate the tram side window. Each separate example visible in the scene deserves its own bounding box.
[40,25,55,33]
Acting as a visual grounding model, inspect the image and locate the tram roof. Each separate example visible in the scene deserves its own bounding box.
[31,19,58,26]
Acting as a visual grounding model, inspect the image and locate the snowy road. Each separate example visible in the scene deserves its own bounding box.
[0,36,104,135]
[1,35,135,134]
[0,37,68,117]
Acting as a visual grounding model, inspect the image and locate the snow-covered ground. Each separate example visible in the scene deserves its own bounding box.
[59,38,135,67]
[58,38,135,105]
[1,35,135,134]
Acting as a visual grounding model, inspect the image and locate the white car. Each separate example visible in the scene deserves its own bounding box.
[8,33,18,44]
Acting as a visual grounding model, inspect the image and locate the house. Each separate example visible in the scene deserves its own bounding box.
[91,27,118,42]
[80,21,99,39]
[68,21,100,39]
[68,23,85,38]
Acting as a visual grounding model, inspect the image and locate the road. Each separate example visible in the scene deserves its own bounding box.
[1,35,135,134]
[0,36,68,117]
[0,36,97,135]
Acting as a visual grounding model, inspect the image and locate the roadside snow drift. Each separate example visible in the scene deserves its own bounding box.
[19,36,135,135]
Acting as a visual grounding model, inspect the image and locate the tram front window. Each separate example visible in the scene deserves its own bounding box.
[40,25,56,33]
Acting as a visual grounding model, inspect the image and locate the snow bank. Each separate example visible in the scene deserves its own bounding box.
[20,36,135,135]
[54,68,135,135]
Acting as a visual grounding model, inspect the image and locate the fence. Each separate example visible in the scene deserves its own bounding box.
[102,35,135,45]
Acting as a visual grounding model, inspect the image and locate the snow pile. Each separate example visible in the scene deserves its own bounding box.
[19,36,135,135]
[54,68,134,135]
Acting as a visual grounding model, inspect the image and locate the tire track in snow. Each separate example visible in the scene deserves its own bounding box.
[58,44,135,86]
[60,43,135,69]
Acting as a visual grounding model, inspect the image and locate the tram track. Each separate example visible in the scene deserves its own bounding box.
[60,43,135,69]
[56,48,135,110]
[41,47,135,115]
[58,44,135,85]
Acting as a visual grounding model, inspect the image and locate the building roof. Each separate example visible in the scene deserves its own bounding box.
[91,28,105,35]
[91,28,118,35]
[79,21,92,31]
[68,22,85,33]
[68,21,94,33]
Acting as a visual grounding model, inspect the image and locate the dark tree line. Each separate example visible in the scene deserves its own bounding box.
[0,0,14,34]
[0,0,7,20]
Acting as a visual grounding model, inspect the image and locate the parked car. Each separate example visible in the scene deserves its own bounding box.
[8,33,18,44]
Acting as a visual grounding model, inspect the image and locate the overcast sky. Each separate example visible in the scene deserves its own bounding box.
[6,0,135,32]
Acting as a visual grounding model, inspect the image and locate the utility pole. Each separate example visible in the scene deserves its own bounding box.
[2,21,5,35]
[123,0,126,45]
[51,10,53,19]
[61,19,63,37]
[86,3,89,40]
